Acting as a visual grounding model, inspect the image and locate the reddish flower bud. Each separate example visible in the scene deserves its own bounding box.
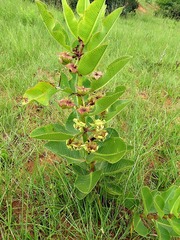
[66,63,77,73]
[58,98,75,109]
[77,106,91,115]
[58,52,72,65]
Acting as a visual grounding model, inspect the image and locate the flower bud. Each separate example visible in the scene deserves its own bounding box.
[77,86,90,96]
[58,52,72,65]
[66,63,77,73]
[77,106,91,115]
[88,92,104,106]
[58,98,75,109]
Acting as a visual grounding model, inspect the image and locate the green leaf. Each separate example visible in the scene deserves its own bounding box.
[102,159,134,175]
[76,0,90,16]
[154,195,165,218]
[78,0,105,44]
[75,189,88,200]
[72,164,89,175]
[66,111,79,134]
[169,187,180,218]
[133,213,149,237]
[87,137,127,164]
[22,82,58,106]
[59,72,72,93]
[105,100,130,122]
[36,1,70,50]
[168,218,180,235]
[91,56,132,91]
[170,196,180,218]
[106,128,119,138]
[161,185,179,214]
[87,7,123,50]
[90,86,125,116]
[156,219,179,238]
[155,221,171,240]
[124,195,139,209]
[30,124,74,141]
[45,141,84,164]
[141,186,156,216]
[62,0,78,38]
[75,170,102,194]
[78,44,107,75]
[105,183,122,196]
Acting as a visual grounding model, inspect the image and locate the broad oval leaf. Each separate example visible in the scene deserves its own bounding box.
[78,44,107,75]
[30,123,74,141]
[87,7,123,50]
[155,221,171,240]
[78,0,105,44]
[155,219,179,239]
[87,137,127,164]
[91,56,132,91]
[161,185,179,214]
[104,183,122,196]
[102,159,134,175]
[133,213,149,237]
[154,195,165,219]
[90,86,126,116]
[75,189,88,200]
[22,82,58,106]
[36,1,70,50]
[168,218,180,235]
[62,0,78,38]
[76,0,90,16]
[45,141,84,164]
[72,164,89,176]
[141,186,156,216]
[169,188,180,218]
[105,100,130,122]
[106,128,119,138]
[65,111,79,134]
[75,170,102,194]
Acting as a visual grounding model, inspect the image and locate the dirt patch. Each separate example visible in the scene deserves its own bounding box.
[138,91,149,100]
[137,4,147,13]
[25,151,61,173]
[164,97,172,107]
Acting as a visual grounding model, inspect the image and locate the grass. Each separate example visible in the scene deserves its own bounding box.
[0,0,180,239]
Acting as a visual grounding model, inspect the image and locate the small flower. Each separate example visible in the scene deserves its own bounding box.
[83,141,99,153]
[66,63,77,73]
[73,118,86,131]
[77,86,90,96]
[90,119,106,130]
[92,71,103,80]
[58,98,75,109]
[77,106,91,115]
[58,52,72,65]
[93,129,108,141]
[66,138,83,150]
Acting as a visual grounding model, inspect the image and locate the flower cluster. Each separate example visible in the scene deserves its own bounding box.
[66,118,108,153]
[57,40,107,154]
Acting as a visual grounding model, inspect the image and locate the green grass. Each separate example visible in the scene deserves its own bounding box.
[0,0,180,239]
